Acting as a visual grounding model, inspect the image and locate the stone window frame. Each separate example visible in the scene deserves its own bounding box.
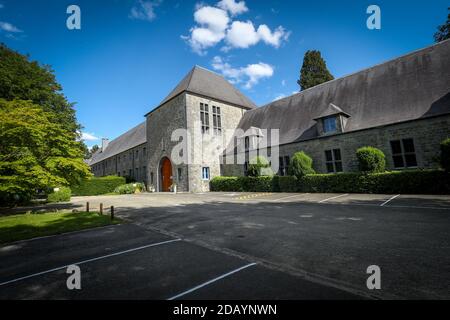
[278,155,290,176]
[200,103,210,134]
[325,148,343,173]
[212,105,222,135]
[202,167,210,180]
[390,138,418,169]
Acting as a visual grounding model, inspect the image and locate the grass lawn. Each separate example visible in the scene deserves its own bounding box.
[0,211,121,244]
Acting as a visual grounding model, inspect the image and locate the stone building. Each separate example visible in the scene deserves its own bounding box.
[89,40,450,192]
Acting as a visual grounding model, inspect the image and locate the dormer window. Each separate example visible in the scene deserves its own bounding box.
[323,116,337,133]
[314,103,351,136]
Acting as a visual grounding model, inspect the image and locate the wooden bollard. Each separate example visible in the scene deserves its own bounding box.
[86,202,89,212]
[99,203,103,215]
[111,206,114,221]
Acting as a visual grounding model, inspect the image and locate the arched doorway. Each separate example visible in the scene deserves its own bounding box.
[160,157,173,192]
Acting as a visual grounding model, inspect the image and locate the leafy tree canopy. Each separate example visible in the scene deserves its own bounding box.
[297,50,334,91]
[0,43,79,132]
[0,99,91,204]
[434,7,450,42]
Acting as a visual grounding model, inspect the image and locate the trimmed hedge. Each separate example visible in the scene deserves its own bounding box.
[47,187,71,203]
[71,176,126,196]
[210,170,450,195]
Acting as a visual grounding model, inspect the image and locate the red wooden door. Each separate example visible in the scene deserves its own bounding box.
[161,158,172,192]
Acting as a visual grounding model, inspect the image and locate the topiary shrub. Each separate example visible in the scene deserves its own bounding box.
[440,138,450,172]
[288,151,315,179]
[247,156,273,177]
[114,183,145,194]
[47,187,71,203]
[356,146,386,173]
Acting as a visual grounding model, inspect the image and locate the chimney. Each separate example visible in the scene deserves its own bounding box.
[102,138,110,152]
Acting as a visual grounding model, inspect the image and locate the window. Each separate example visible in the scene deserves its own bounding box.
[129,169,132,177]
[135,167,139,178]
[278,156,290,176]
[177,168,182,181]
[212,106,222,135]
[323,117,337,133]
[244,161,248,176]
[244,136,250,150]
[136,150,139,159]
[200,103,210,134]
[325,149,343,173]
[143,147,147,158]
[118,172,121,177]
[390,138,417,168]
[150,172,154,184]
[202,167,210,180]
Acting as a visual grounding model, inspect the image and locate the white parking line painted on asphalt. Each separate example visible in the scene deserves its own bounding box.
[380,194,400,207]
[318,194,349,203]
[167,262,257,300]
[0,238,181,287]
[270,193,310,202]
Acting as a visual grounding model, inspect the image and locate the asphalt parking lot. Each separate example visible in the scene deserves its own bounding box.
[1,192,449,299]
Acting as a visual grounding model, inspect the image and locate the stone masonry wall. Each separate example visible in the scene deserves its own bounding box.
[186,94,247,192]
[222,115,450,175]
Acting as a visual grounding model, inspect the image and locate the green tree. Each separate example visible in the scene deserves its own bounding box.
[247,156,272,177]
[434,8,450,42]
[0,99,91,204]
[0,44,79,132]
[288,151,315,179]
[83,144,99,160]
[297,50,334,91]
[356,146,386,173]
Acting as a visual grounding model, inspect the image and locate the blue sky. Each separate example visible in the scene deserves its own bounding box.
[0,0,448,146]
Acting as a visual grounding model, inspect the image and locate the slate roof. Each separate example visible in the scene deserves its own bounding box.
[148,65,257,114]
[89,122,146,165]
[313,103,351,120]
[236,40,450,146]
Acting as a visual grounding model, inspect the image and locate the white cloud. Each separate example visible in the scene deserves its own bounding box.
[281,79,286,86]
[212,56,274,89]
[0,21,22,33]
[183,1,290,55]
[129,0,161,21]
[224,21,289,50]
[273,94,286,101]
[0,4,4,9]
[217,0,248,16]
[257,25,290,48]
[183,6,229,55]
[225,21,259,49]
[81,132,100,141]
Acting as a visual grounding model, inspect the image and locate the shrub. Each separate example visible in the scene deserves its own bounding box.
[114,183,145,194]
[356,147,386,173]
[210,177,242,192]
[440,138,450,172]
[247,156,272,177]
[288,151,315,179]
[47,187,71,203]
[71,176,126,196]
[210,170,450,195]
